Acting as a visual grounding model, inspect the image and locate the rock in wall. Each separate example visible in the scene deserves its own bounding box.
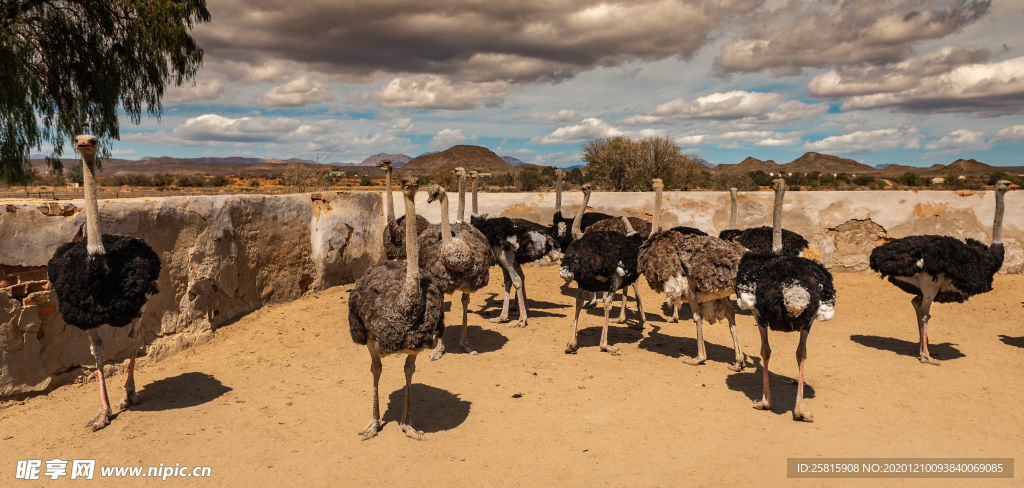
[0,192,383,398]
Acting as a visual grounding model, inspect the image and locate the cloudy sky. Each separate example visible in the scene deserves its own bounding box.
[113,0,1024,168]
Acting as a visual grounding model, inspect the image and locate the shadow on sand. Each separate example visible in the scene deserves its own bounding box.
[998,335,1024,349]
[134,372,232,412]
[383,384,471,434]
[638,324,745,367]
[850,334,965,361]
[725,368,816,417]
[439,325,509,354]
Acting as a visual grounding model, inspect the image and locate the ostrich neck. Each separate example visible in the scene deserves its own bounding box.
[651,186,662,235]
[572,190,590,240]
[772,185,785,254]
[385,168,395,223]
[729,189,738,230]
[81,153,105,255]
[993,189,1005,244]
[403,190,420,289]
[555,173,563,215]
[439,192,453,247]
[471,179,479,216]
[457,174,466,223]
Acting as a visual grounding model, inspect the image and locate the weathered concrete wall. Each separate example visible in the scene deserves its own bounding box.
[406,189,1024,274]
[0,192,383,398]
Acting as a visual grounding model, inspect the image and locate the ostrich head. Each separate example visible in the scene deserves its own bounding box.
[426,184,445,203]
[469,170,479,179]
[651,178,664,191]
[400,176,419,195]
[451,167,467,178]
[75,134,99,158]
[771,178,786,191]
[555,169,564,178]
[996,180,1020,192]
[375,159,392,171]
[581,183,592,194]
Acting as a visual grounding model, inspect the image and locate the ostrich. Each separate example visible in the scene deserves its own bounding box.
[379,159,430,260]
[719,187,820,260]
[551,169,612,252]
[869,180,1019,365]
[735,179,835,422]
[419,184,491,360]
[469,174,561,328]
[47,135,161,432]
[349,177,445,441]
[638,179,748,370]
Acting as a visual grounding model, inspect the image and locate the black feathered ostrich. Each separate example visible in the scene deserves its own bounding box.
[869,180,1019,365]
[379,159,430,260]
[735,178,835,422]
[720,187,820,261]
[349,177,445,441]
[551,169,612,252]
[47,135,161,431]
[561,201,645,354]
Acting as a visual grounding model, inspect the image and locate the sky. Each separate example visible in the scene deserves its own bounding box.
[105,0,1024,168]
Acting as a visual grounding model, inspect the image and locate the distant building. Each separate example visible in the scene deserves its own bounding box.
[931,177,945,185]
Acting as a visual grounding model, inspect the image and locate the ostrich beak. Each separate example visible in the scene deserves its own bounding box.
[1009,184,1020,189]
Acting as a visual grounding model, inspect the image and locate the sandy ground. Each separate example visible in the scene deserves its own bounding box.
[2,266,1022,486]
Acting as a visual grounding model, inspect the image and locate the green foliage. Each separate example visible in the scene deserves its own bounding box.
[820,173,836,186]
[943,173,980,190]
[747,170,769,187]
[852,175,876,187]
[282,162,331,192]
[205,175,228,187]
[0,0,212,183]
[706,171,757,191]
[541,166,556,178]
[417,175,432,186]
[898,171,927,187]
[515,169,544,191]
[431,169,458,191]
[152,173,174,186]
[988,171,1024,186]
[360,175,372,186]
[566,167,585,185]
[65,164,84,185]
[173,174,204,187]
[582,135,702,190]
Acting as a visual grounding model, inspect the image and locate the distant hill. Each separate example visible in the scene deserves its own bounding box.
[357,153,411,167]
[192,156,290,165]
[938,158,997,174]
[501,156,525,166]
[783,152,875,173]
[715,157,780,172]
[698,158,715,168]
[875,163,892,169]
[397,145,513,176]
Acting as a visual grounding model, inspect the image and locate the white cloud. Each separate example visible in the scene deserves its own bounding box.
[368,76,512,110]
[622,91,826,126]
[111,149,137,157]
[530,118,625,145]
[164,78,226,104]
[676,130,804,148]
[801,127,917,154]
[251,76,336,107]
[994,124,1024,141]
[922,129,989,151]
[530,151,582,167]
[428,128,470,150]
[379,117,415,134]
[542,109,577,124]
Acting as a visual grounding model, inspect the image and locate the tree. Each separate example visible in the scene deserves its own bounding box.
[582,135,701,190]
[0,0,211,183]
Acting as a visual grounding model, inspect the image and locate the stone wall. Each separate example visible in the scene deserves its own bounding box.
[0,192,383,398]
[406,189,1024,273]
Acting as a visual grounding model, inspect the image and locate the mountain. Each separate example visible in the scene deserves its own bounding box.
[782,152,875,173]
[698,158,715,168]
[937,158,997,174]
[715,157,781,172]
[396,145,513,176]
[357,153,412,167]
[875,163,892,169]
[501,156,525,166]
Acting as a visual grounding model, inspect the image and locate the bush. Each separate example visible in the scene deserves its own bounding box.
[707,171,757,191]
[541,166,556,178]
[281,163,331,192]
[431,169,458,191]
[943,173,979,190]
[852,175,876,187]
[417,175,432,186]
[65,164,83,185]
[582,135,703,190]
[566,167,585,185]
[248,179,260,188]
[746,170,769,187]
[898,171,927,187]
[516,169,544,191]
[988,171,1024,187]
[205,175,229,187]
[360,175,372,186]
[152,173,174,187]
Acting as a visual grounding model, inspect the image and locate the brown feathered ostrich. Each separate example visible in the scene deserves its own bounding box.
[379,159,430,260]
[869,180,1019,365]
[735,179,835,422]
[638,179,748,370]
[47,135,161,431]
[349,177,445,440]
[419,184,491,360]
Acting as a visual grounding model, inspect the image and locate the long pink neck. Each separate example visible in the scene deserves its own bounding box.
[82,152,105,256]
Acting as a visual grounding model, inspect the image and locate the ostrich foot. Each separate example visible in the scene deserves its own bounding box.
[85,409,111,432]
[429,342,445,361]
[462,342,478,355]
[919,355,940,366]
[793,406,814,422]
[668,317,679,323]
[727,361,745,372]
[401,423,425,440]
[599,344,619,353]
[358,420,380,440]
[117,388,139,411]
[752,399,771,411]
[506,320,527,328]
[565,342,578,354]
[628,321,643,331]
[611,316,626,324]
[682,356,706,366]
[488,316,509,324]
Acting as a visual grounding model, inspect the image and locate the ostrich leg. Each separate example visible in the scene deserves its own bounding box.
[682,296,707,365]
[630,282,646,329]
[512,261,530,327]
[599,276,622,353]
[459,292,477,355]
[488,247,513,324]
[612,287,629,324]
[85,330,111,431]
[359,344,383,440]
[793,325,814,422]
[752,324,772,411]
[118,310,146,410]
[400,354,424,440]
[912,294,940,365]
[722,297,746,372]
[565,288,585,353]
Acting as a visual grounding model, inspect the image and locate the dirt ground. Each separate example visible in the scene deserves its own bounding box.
[2,266,1022,486]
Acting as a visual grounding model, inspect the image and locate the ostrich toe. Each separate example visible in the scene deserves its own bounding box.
[359,420,380,440]
[462,341,478,355]
[118,389,139,411]
[488,316,509,324]
[793,407,814,422]
[565,342,578,354]
[599,344,619,353]
[85,409,111,432]
[506,319,527,328]
[727,361,744,372]
[919,355,940,366]
[752,399,771,410]
[429,343,445,361]
[682,356,706,366]
[402,424,425,440]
